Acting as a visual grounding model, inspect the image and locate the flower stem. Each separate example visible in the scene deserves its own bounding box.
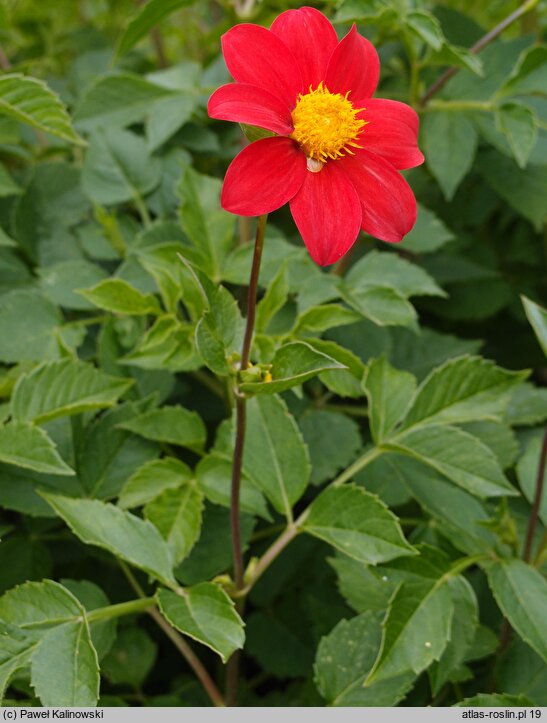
[420,0,540,106]
[522,428,547,563]
[226,214,267,706]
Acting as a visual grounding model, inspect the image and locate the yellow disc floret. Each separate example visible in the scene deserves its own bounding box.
[291,82,366,166]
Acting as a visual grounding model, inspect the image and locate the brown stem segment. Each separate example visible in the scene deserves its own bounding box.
[419,0,540,106]
[523,428,547,563]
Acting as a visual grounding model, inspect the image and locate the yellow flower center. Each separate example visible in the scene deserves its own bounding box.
[291,82,366,169]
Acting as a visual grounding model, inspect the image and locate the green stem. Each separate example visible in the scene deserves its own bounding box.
[419,0,540,106]
[86,597,155,623]
[422,100,495,113]
[331,446,383,487]
[133,192,151,228]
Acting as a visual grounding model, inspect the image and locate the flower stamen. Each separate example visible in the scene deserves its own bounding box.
[291,82,366,165]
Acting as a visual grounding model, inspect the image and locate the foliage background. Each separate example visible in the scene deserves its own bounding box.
[0,0,546,708]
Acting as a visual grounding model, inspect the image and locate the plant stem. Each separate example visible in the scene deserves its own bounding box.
[419,0,540,106]
[226,214,267,706]
[86,597,154,623]
[118,561,225,707]
[522,428,547,563]
[331,445,383,487]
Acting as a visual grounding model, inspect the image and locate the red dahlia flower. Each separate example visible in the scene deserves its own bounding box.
[208,7,424,266]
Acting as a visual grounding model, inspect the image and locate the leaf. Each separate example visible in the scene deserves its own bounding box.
[144,482,203,564]
[62,579,116,660]
[77,278,162,315]
[329,555,396,614]
[255,262,289,332]
[11,359,133,424]
[195,286,243,375]
[291,305,361,336]
[299,410,362,486]
[40,493,176,587]
[101,627,157,687]
[506,383,547,427]
[38,259,109,311]
[422,111,477,200]
[315,611,414,706]
[0,423,74,476]
[146,93,197,151]
[118,405,206,452]
[401,356,527,429]
[118,457,193,509]
[239,341,347,395]
[402,204,455,254]
[73,72,175,131]
[30,620,99,707]
[242,395,310,518]
[0,162,22,197]
[429,43,484,76]
[116,0,196,59]
[122,315,200,372]
[81,127,161,205]
[0,579,83,629]
[307,337,366,399]
[496,639,547,706]
[302,484,415,565]
[485,559,547,663]
[0,623,38,701]
[344,285,417,328]
[517,432,547,526]
[0,290,64,363]
[156,584,245,662]
[522,296,547,358]
[363,357,417,443]
[500,45,547,97]
[406,11,444,50]
[0,73,84,145]
[385,424,517,498]
[245,611,313,679]
[496,102,538,168]
[366,574,454,684]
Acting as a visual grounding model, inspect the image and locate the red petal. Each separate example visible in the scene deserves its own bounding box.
[338,151,417,243]
[325,25,379,100]
[221,24,302,109]
[221,137,306,216]
[208,83,294,135]
[290,162,362,266]
[356,99,424,170]
[270,7,338,90]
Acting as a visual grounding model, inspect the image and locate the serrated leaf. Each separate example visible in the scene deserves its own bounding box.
[38,259,109,311]
[82,127,161,205]
[118,457,192,509]
[307,337,366,399]
[485,559,547,663]
[11,359,133,424]
[40,493,176,587]
[500,45,547,97]
[118,405,206,451]
[0,622,38,701]
[77,278,161,316]
[428,43,483,76]
[145,482,203,565]
[115,0,195,59]
[517,432,547,526]
[195,286,243,375]
[242,394,310,518]
[522,296,547,358]
[122,315,200,372]
[363,357,417,443]
[0,74,84,145]
[0,290,64,364]
[291,305,361,336]
[315,611,414,706]
[385,424,517,498]
[422,111,477,200]
[402,356,527,429]
[506,383,547,427]
[31,620,99,706]
[156,584,245,662]
[299,410,362,486]
[329,555,396,614]
[344,285,418,328]
[302,484,415,564]
[239,341,347,395]
[0,423,74,476]
[496,103,538,168]
[496,639,547,706]
[0,579,83,629]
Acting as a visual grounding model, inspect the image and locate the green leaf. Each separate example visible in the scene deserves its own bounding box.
[344,285,418,328]
[0,579,83,629]
[522,296,547,358]
[402,356,527,429]
[115,0,195,59]
[239,341,347,395]
[506,383,547,427]
[0,290,64,363]
[0,423,74,476]
[82,127,161,205]
[329,555,396,614]
[422,111,477,200]
[291,305,361,336]
[385,424,517,498]
[500,45,547,97]
[144,482,203,564]
[31,620,99,706]
[406,10,444,50]
[0,622,38,701]
[11,359,133,424]
[77,278,162,316]
[156,584,245,662]
[242,394,310,517]
[315,611,414,706]
[118,405,206,452]
[363,357,417,444]
[38,259,109,311]
[461,420,519,470]
[255,262,289,333]
[146,92,197,151]
[102,627,157,687]
[402,204,455,254]
[0,162,22,197]
[299,410,362,486]
[496,639,547,706]
[428,43,483,76]
[195,286,243,375]
[0,73,84,145]
[496,102,538,168]
[40,493,176,587]
[118,457,193,509]
[74,72,175,131]
[307,337,366,399]
[62,579,116,660]
[517,432,547,526]
[302,484,415,564]
[122,315,200,372]
[485,559,547,663]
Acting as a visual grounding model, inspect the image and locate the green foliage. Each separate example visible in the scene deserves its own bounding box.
[0,0,545,709]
